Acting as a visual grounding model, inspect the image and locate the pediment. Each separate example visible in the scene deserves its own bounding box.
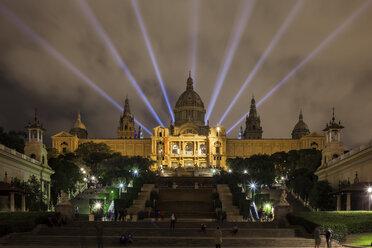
[52,131,74,138]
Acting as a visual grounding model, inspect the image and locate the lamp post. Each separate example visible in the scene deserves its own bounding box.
[367,187,372,211]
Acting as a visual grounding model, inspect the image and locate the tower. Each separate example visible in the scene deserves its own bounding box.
[70,111,88,139]
[291,109,310,139]
[244,96,263,139]
[238,126,243,139]
[24,109,48,167]
[321,108,344,166]
[118,97,136,139]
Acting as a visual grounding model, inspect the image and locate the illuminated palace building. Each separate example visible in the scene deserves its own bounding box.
[52,75,325,170]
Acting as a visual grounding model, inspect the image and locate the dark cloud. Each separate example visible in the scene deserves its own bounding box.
[0,0,371,149]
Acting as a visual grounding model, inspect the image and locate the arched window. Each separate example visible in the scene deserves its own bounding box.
[30,154,36,159]
[185,143,193,155]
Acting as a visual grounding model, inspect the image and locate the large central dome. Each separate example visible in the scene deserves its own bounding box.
[174,75,206,127]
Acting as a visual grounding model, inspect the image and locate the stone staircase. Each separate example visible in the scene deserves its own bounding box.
[0,221,322,247]
[158,188,215,219]
[217,184,244,221]
[126,184,155,216]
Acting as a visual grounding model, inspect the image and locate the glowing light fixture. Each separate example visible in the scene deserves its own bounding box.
[243,170,248,174]
[205,0,256,123]
[130,0,174,122]
[94,202,102,209]
[76,0,164,126]
[228,169,232,173]
[368,187,372,193]
[133,169,138,175]
[0,3,152,135]
[250,183,256,189]
[227,0,372,134]
[218,0,305,124]
[119,183,124,188]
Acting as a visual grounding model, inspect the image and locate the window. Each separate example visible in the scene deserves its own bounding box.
[199,144,206,155]
[172,144,179,155]
[333,154,339,159]
[216,147,220,154]
[159,132,162,137]
[125,125,128,130]
[30,154,36,159]
[185,143,193,155]
[62,148,67,153]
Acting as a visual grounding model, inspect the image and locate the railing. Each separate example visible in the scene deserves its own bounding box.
[0,144,41,165]
[289,188,316,212]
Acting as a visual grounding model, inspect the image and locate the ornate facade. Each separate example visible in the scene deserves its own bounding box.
[52,74,326,170]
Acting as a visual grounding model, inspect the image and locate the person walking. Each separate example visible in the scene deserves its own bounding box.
[215,226,222,248]
[325,227,333,248]
[313,226,321,248]
[170,213,176,230]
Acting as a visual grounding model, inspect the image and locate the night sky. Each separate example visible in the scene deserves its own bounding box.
[0,0,371,150]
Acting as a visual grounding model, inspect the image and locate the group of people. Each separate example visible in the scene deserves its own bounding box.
[314,226,333,248]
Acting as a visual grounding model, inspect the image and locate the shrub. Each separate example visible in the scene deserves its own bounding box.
[0,212,59,237]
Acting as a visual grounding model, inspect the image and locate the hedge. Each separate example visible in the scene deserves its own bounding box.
[0,212,59,237]
[287,211,372,242]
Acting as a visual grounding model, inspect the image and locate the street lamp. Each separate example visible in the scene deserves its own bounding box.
[243,170,248,174]
[228,169,232,173]
[368,187,372,211]
[250,182,257,202]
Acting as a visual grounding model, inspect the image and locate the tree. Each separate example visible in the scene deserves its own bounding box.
[75,142,113,175]
[12,176,47,211]
[100,155,154,186]
[49,154,82,204]
[309,180,335,210]
[0,127,26,153]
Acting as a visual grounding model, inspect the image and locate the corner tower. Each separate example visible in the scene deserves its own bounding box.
[118,97,136,139]
[321,108,344,166]
[24,109,48,167]
[244,96,263,139]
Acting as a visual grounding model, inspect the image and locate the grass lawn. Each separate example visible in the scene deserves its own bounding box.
[347,233,372,246]
[287,211,372,242]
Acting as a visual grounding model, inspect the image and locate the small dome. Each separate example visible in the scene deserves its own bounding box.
[175,76,204,109]
[72,112,86,130]
[292,110,310,139]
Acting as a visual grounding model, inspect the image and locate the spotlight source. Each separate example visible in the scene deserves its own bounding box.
[0,3,152,135]
[227,0,372,134]
[131,0,174,122]
[218,0,305,124]
[77,0,164,126]
[205,0,256,123]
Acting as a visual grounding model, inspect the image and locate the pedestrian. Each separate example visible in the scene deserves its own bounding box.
[201,223,207,233]
[215,226,222,248]
[75,206,80,220]
[325,227,333,248]
[313,226,321,248]
[170,213,176,230]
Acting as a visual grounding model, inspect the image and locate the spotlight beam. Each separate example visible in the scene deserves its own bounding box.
[0,3,151,135]
[227,0,372,134]
[218,0,305,125]
[77,0,164,126]
[131,0,174,122]
[190,0,199,80]
[205,0,256,124]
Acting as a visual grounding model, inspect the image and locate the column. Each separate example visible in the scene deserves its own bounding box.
[10,192,15,212]
[336,195,341,211]
[346,193,351,211]
[37,130,40,141]
[21,195,26,212]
